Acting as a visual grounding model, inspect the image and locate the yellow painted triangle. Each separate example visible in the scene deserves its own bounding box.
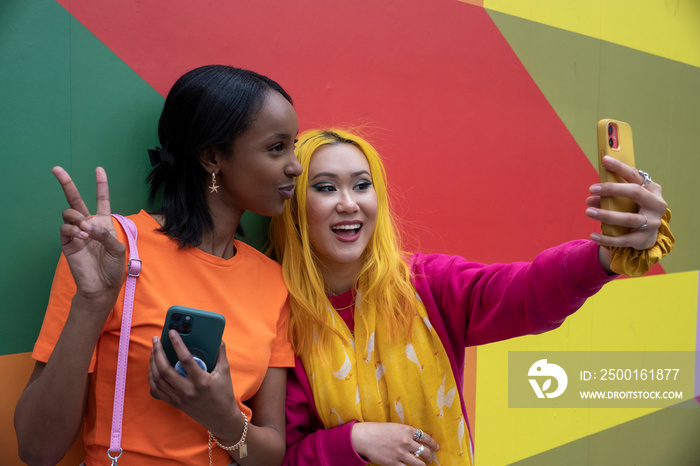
[475,270,699,465]
[482,0,700,68]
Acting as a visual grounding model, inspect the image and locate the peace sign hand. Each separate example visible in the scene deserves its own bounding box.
[53,166,126,313]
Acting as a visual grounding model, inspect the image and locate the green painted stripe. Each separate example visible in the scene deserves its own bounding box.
[0,0,162,355]
[0,0,275,356]
[488,10,700,275]
[1,0,73,356]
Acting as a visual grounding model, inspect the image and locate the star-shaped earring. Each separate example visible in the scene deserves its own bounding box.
[210,172,219,193]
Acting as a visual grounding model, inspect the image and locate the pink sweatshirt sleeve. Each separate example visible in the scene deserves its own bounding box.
[284,359,368,465]
[283,240,614,464]
[411,240,615,348]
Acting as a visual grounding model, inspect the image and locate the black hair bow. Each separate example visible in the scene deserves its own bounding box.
[148,147,175,167]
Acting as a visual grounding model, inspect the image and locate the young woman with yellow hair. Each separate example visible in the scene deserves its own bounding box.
[270,129,670,465]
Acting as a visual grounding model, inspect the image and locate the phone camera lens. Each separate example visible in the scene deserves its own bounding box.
[168,323,179,331]
[181,320,192,334]
[171,313,182,321]
[608,138,614,147]
[608,125,613,135]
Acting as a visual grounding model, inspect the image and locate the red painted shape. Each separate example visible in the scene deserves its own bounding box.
[55,0,627,266]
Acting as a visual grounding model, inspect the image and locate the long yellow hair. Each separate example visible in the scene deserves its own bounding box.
[269,129,419,356]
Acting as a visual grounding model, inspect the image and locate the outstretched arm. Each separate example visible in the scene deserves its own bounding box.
[14,167,126,465]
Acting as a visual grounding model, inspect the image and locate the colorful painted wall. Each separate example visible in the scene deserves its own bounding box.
[1,0,698,464]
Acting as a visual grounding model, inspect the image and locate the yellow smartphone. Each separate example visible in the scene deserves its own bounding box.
[597,119,637,236]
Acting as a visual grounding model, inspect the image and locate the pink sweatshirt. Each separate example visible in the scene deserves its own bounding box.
[284,240,615,465]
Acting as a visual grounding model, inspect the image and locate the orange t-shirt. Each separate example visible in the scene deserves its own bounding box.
[33,211,294,465]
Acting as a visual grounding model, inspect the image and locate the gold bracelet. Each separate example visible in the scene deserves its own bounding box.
[207,412,248,465]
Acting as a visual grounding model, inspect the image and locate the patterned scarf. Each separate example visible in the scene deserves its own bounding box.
[301,290,472,465]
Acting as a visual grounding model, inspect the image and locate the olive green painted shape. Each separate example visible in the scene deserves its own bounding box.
[487,10,700,274]
[509,399,700,465]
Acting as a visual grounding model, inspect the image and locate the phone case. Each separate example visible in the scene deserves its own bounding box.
[161,306,226,374]
[597,119,637,237]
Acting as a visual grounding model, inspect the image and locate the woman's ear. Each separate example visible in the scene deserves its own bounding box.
[197,146,219,173]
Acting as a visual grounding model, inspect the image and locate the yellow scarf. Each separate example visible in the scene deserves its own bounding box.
[301,290,472,465]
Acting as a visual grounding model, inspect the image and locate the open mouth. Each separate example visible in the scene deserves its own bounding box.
[331,223,362,238]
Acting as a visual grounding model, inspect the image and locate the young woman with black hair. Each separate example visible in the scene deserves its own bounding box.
[15,65,301,465]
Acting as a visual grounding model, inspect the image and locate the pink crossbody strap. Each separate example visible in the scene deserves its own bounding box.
[108,214,142,464]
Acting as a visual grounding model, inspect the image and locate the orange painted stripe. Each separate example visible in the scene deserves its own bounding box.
[0,352,85,465]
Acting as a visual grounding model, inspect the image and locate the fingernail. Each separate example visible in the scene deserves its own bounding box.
[591,233,602,242]
[586,208,598,217]
[152,336,158,345]
[589,185,602,194]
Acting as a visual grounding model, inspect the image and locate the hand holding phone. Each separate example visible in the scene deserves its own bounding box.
[160,306,226,376]
[597,119,637,236]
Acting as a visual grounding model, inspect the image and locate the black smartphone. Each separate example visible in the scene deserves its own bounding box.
[160,306,226,376]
